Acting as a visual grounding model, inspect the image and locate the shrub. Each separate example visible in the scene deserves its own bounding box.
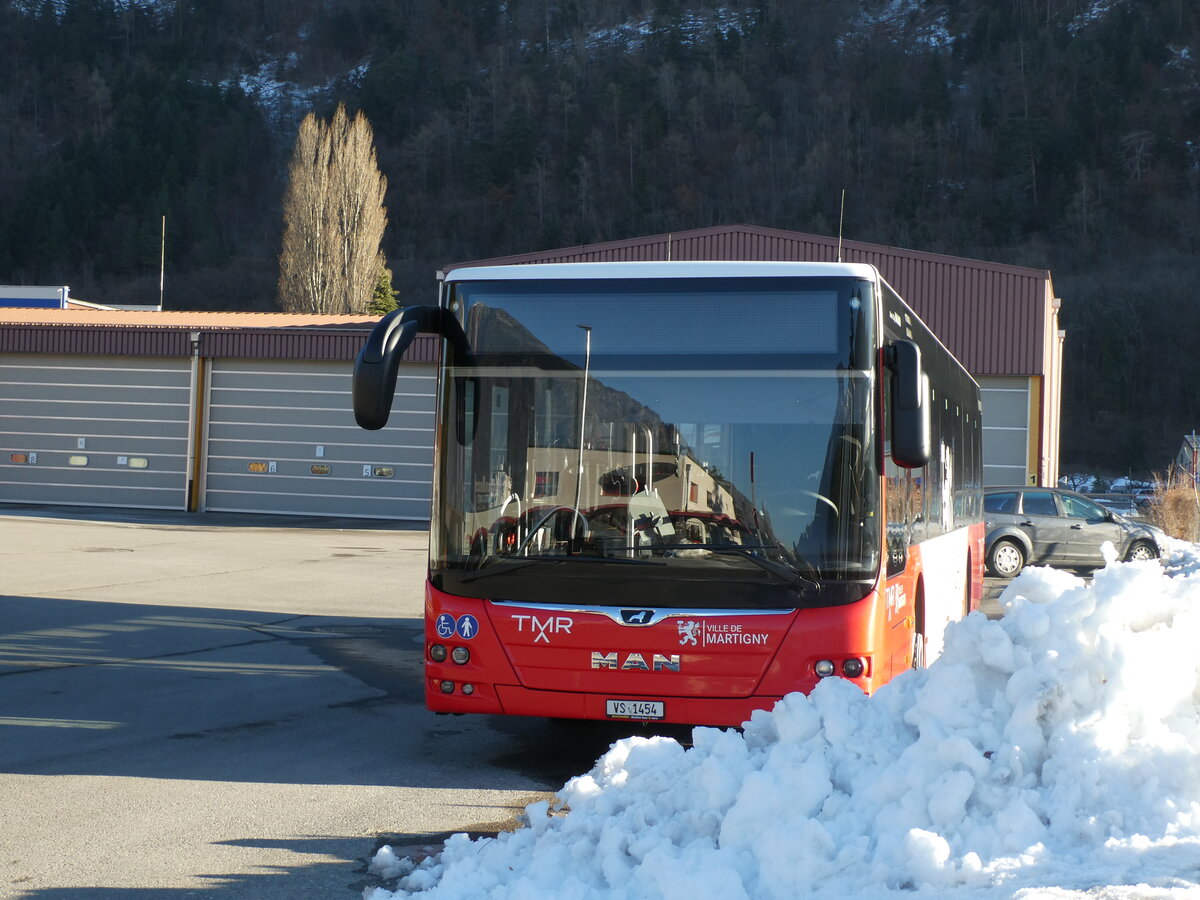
[1146,477,1200,542]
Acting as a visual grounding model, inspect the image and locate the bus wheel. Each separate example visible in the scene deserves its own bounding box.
[911,586,926,668]
[963,560,973,617]
[911,631,926,669]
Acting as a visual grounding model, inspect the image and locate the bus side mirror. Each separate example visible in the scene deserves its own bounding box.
[353,305,472,431]
[887,340,931,468]
[354,309,416,430]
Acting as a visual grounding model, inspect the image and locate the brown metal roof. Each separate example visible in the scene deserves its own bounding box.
[1,226,1054,375]
[0,309,438,363]
[445,224,1055,376]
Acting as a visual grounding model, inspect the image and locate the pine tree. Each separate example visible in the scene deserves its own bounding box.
[277,104,388,314]
[368,259,400,315]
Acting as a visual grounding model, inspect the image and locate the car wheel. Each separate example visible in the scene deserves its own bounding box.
[1125,541,1159,562]
[988,539,1025,578]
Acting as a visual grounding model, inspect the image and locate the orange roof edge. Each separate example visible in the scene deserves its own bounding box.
[0,308,382,328]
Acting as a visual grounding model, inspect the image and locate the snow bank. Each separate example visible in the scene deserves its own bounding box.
[367,544,1200,899]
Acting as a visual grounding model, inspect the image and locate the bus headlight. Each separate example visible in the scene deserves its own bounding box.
[439,680,455,694]
[815,659,836,678]
[461,683,475,696]
[430,644,448,662]
[451,646,470,665]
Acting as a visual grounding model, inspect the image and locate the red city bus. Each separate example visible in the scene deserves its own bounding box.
[354,262,983,727]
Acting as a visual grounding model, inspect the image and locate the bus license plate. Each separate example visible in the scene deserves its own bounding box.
[606,699,664,720]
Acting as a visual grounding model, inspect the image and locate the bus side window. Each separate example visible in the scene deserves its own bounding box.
[885,464,911,576]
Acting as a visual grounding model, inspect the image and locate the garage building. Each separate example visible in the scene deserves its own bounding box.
[0,310,436,520]
[1,225,1062,520]
[447,224,1063,489]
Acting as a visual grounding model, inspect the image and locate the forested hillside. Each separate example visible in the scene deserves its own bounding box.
[2,0,1199,472]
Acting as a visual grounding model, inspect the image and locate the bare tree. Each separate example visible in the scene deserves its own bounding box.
[277,104,387,313]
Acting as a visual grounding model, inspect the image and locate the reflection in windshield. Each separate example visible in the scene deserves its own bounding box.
[432,278,881,609]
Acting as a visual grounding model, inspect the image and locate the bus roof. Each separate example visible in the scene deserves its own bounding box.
[442,260,880,283]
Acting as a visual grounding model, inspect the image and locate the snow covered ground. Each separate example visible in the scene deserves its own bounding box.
[366,539,1200,899]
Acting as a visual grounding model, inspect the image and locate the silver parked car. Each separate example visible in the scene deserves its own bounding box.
[984,486,1161,577]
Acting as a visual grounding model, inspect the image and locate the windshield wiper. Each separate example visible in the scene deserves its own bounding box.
[689,546,821,599]
[461,554,665,582]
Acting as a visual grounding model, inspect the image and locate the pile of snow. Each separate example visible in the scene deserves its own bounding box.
[368,541,1200,899]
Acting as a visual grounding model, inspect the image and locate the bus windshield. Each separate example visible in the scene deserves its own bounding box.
[431,276,880,609]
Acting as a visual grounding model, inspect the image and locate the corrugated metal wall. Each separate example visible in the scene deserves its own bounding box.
[0,324,439,520]
[0,322,438,364]
[444,224,1061,486]
[445,224,1053,377]
[200,329,439,363]
[0,324,192,356]
[201,358,435,519]
[0,224,1062,511]
[0,354,192,509]
[979,376,1032,486]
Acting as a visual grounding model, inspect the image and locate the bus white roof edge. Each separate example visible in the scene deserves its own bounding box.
[443,261,879,282]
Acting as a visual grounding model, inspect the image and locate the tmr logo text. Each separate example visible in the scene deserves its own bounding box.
[591,651,681,672]
[511,614,573,643]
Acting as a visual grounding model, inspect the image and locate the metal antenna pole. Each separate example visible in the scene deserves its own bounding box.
[837,189,846,263]
[159,215,166,310]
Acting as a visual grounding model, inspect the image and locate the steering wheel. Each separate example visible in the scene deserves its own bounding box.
[487,515,519,554]
[767,489,839,520]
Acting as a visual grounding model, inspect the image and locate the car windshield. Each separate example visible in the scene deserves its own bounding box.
[1060,494,1108,519]
[429,276,881,610]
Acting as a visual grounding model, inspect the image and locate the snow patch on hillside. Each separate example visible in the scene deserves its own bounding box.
[848,0,953,51]
[11,0,169,19]
[1068,0,1120,35]
[525,7,758,57]
[218,55,370,130]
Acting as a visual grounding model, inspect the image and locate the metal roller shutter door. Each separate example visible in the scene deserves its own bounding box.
[0,353,191,510]
[980,376,1031,486]
[202,358,435,520]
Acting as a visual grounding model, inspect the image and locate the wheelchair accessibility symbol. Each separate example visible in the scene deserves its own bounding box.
[434,613,479,640]
[435,614,456,639]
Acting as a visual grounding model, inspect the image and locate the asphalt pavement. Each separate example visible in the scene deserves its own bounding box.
[0,504,1014,898]
[980,576,1008,619]
[0,505,553,900]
